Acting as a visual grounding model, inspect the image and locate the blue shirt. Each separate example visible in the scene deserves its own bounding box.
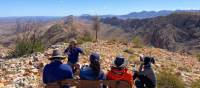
[80,65,105,80]
[64,47,83,64]
[43,60,73,84]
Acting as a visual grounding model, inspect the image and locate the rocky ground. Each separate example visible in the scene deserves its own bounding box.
[0,40,200,88]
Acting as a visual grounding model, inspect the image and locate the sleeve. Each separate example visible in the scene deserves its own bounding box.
[43,66,47,84]
[79,70,86,80]
[66,66,73,79]
[106,72,110,80]
[64,48,69,54]
[101,72,106,80]
[98,71,105,80]
[77,47,83,54]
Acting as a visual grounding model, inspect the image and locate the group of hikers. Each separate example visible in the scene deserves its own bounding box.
[43,39,157,88]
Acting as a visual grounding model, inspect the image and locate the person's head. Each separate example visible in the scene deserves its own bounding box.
[69,39,77,47]
[49,49,66,61]
[140,56,155,65]
[89,53,101,78]
[113,55,128,69]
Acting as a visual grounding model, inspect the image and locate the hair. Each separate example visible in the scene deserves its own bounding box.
[90,60,101,79]
[144,57,155,65]
[51,57,62,61]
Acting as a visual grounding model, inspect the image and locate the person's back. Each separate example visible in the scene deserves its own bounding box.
[43,49,73,86]
[134,56,156,88]
[107,67,133,85]
[106,56,133,86]
[80,65,105,80]
[43,60,73,83]
[80,53,105,80]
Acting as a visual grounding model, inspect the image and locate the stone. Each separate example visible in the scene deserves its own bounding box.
[0,53,5,58]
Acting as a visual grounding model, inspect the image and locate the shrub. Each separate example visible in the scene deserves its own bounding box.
[132,36,143,48]
[77,35,93,44]
[196,54,200,62]
[157,71,185,88]
[10,39,44,58]
[191,79,200,88]
[77,31,93,44]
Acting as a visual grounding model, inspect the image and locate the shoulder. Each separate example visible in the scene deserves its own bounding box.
[80,65,91,76]
[60,64,73,73]
[80,65,90,72]
[64,47,70,51]
[75,47,83,51]
[43,64,50,70]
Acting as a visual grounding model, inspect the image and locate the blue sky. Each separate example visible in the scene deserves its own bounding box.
[0,0,200,17]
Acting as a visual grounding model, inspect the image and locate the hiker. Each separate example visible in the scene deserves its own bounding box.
[106,55,134,86]
[80,53,105,80]
[64,39,84,73]
[43,49,73,87]
[133,56,157,88]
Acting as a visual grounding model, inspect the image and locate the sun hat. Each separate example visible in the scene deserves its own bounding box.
[113,55,128,68]
[49,49,66,60]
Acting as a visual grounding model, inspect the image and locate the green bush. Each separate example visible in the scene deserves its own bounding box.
[157,71,185,88]
[77,35,93,44]
[132,36,143,48]
[77,31,93,44]
[196,54,200,62]
[10,40,44,58]
[191,79,200,88]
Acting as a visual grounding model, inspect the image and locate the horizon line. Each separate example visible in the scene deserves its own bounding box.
[0,9,199,18]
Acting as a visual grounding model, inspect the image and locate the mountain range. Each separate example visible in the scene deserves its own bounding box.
[1,10,200,54]
[80,10,200,19]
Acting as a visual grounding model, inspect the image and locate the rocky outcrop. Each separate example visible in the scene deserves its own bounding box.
[0,40,200,88]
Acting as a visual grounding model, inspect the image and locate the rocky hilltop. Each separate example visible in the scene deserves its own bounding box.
[0,40,199,88]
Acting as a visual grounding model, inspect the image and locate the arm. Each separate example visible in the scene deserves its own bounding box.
[64,48,70,55]
[66,66,73,79]
[100,72,106,80]
[78,47,85,55]
[43,67,48,84]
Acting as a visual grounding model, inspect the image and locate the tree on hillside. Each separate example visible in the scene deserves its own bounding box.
[93,15,101,41]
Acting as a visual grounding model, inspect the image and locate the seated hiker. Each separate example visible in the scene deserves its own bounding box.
[43,49,73,86]
[80,52,105,80]
[64,39,84,73]
[133,55,156,88]
[106,55,134,86]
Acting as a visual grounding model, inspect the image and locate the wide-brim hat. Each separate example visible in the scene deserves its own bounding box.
[48,49,66,60]
[112,55,128,68]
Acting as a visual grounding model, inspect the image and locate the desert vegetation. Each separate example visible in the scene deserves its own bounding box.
[157,71,185,88]
[191,79,200,88]
[9,19,45,58]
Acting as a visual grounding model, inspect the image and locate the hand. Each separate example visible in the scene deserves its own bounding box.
[139,54,144,61]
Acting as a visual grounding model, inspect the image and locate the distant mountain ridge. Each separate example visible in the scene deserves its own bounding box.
[101,12,200,54]
[79,10,200,20]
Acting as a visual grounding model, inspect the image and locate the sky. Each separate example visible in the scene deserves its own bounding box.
[0,0,200,17]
